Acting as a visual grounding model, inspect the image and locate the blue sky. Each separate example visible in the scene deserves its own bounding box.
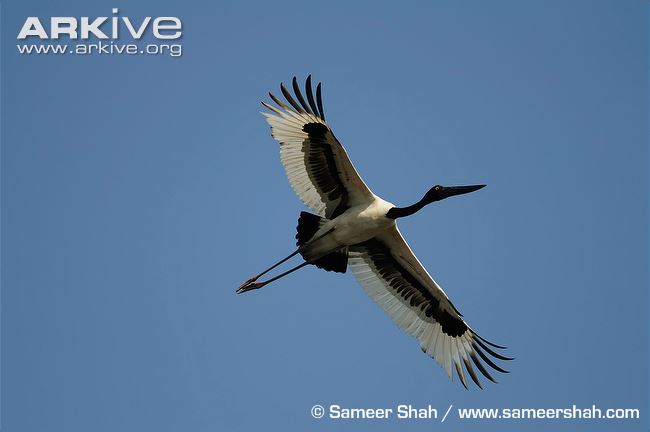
[2,1,648,431]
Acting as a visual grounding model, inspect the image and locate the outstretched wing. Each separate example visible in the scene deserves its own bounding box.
[262,76,374,219]
[348,226,511,389]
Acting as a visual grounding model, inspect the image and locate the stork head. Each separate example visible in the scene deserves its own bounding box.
[386,184,486,219]
[423,184,486,204]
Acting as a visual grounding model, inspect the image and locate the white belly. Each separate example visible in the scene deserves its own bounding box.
[304,197,395,259]
[331,204,395,245]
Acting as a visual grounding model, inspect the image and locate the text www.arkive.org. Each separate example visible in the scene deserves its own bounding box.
[16,42,181,57]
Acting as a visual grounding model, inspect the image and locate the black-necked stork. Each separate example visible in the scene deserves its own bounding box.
[237,76,511,389]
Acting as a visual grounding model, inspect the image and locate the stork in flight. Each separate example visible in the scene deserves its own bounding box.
[237,76,511,388]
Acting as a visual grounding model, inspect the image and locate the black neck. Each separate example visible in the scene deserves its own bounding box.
[386,199,428,219]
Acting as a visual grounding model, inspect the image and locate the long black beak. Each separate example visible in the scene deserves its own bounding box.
[443,184,486,198]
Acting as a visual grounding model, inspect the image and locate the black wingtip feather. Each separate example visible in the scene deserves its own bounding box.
[269,92,290,111]
[476,333,508,350]
[305,75,320,118]
[473,342,509,374]
[280,82,305,114]
[475,338,514,361]
[463,356,483,389]
[470,352,497,383]
[292,76,312,114]
[316,83,325,121]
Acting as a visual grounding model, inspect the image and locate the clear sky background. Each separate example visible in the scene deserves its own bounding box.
[1,1,648,431]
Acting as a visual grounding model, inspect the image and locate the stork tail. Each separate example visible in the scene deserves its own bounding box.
[295,211,348,273]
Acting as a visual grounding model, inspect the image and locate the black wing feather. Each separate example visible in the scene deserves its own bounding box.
[463,356,482,389]
[470,352,497,383]
[292,76,312,114]
[305,75,320,118]
[280,82,306,114]
[316,83,325,121]
[473,342,509,373]
[356,238,468,337]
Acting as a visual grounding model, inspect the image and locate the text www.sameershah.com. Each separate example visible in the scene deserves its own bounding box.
[457,405,640,420]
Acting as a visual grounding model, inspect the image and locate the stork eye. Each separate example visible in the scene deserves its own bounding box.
[435,186,441,191]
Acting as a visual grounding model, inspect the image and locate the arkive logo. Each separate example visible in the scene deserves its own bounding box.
[16,8,183,57]
[17,8,181,40]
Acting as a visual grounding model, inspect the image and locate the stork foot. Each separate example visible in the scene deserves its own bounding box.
[236,281,266,294]
[237,275,260,291]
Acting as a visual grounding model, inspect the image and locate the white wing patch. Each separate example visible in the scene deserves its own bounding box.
[262,111,330,216]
